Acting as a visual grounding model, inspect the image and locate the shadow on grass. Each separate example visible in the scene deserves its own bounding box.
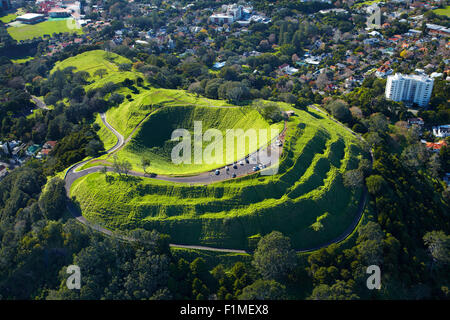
[306,110,324,119]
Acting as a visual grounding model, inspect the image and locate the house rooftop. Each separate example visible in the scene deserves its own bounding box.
[17,13,45,20]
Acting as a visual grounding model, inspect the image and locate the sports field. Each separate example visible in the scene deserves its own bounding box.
[433,6,450,17]
[7,19,83,41]
[0,13,17,23]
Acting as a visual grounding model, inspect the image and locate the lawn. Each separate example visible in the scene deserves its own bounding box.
[52,50,130,78]
[0,13,17,23]
[352,0,382,8]
[7,19,83,41]
[11,56,34,63]
[433,6,450,17]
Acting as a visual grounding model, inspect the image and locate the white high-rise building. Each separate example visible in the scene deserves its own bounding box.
[385,73,434,107]
[210,4,243,25]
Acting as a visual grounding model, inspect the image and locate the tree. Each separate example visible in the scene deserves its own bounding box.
[296,97,312,110]
[343,169,364,190]
[122,249,170,299]
[188,82,204,97]
[141,158,151,175]
[358,239,383,265]
[109,93,124,106]
[86,139,104,157]
[226,86,244,104]
[309,281,359,300]
[439,145,450,173]
[252,231,297,281]
[427,153,441,179]
[121,160,132,177]
[357,221,384,243]
[279,93,297,105]
[365,132,383,147]
[423,231,450,266]
[365,175,386,195]
[101,166,113,184]
[38,178,66,220]
[401,143,428,171]
[316,71,329,89]
[118,63,132,72]
[94,68,108,79]
[255,101,283,123]
[238,279,286,300]
[71,86,85,101]
[368,113,388,133]
[328,99,351,123]
[112,155,131,177]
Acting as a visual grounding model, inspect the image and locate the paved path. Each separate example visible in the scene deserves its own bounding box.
[31,95,50,110]
[64,107,371,253]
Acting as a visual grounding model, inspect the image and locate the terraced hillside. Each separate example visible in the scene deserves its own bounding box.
[70,106,369,250]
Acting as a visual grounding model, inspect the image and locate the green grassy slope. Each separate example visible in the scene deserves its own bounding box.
[112,105,282,175]
[71,107,368,250]
[51,50,131,79]
[105,88,235,139]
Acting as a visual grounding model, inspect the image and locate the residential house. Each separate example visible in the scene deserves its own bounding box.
[407,117,425,128]
[433,125,450,138]
[425,140,447,152]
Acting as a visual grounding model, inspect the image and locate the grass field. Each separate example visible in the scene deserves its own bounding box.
[52,50,131,78]
[11,56,34,63]
[433,6,450,17]
[7,19,83,41]
[0,13,17,23]
[352,0,382,8]
[71,106,368,250]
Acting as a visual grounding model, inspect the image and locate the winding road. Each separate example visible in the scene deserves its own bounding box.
[64,107,371,253]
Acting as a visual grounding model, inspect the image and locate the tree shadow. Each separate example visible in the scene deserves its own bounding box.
[306,110,324,119]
